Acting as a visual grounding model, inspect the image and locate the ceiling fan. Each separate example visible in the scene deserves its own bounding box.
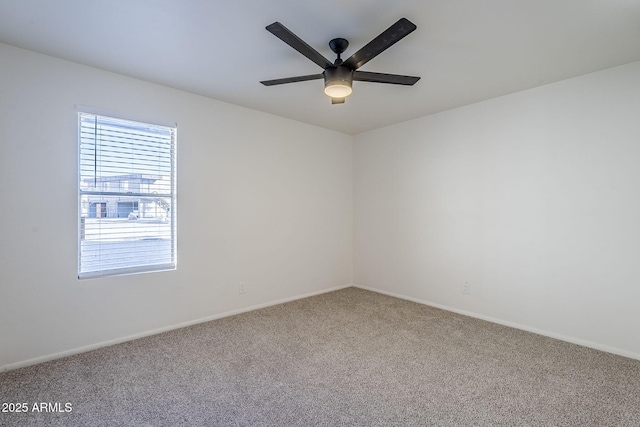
[260,18,420,104]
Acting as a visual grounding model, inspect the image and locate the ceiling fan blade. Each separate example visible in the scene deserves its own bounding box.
[266,22,333,69]
[343,18,417,70]
[260,74,324,86]
[331,97,346,104]
[353,71,420,85]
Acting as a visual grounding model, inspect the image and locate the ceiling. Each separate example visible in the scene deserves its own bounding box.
[1,1,639,135]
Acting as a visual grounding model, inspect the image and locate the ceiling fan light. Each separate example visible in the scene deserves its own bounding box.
[324,82,352,98]
[324,66,353,98]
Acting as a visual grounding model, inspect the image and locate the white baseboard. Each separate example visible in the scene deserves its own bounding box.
[0,283,353,373]
[6,282,636,372]
[353,284,640,362]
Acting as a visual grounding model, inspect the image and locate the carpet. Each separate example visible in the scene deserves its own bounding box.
[1,287,639,426]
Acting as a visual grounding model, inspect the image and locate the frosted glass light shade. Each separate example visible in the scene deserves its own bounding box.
[324,66,353,99]
[324,82,352,98]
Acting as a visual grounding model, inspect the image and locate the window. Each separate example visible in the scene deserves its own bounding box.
[78,113,177,279]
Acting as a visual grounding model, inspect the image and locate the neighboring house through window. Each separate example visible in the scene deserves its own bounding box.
[78,112,177,278]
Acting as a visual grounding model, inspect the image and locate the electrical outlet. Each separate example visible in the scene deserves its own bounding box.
[461,282,470,295]
[239,282,246,294]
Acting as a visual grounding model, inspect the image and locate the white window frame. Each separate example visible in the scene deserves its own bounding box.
[78,112,177,279]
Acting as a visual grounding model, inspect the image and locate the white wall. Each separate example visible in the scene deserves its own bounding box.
[2,40,639,371]
[354,61,640,359]
[0,43,353,370]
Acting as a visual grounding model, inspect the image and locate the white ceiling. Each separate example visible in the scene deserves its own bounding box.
[1,0,639,135]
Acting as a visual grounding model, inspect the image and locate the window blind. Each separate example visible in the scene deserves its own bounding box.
[78,113,177,279]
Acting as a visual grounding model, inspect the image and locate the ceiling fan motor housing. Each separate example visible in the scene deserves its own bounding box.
[324,66,353,98]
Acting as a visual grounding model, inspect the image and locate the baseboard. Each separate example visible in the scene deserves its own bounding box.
[0,283,353,373]
[353,284,640,362]
[8,282,635,372]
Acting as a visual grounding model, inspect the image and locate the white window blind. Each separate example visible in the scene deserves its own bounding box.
[78,113,177,279]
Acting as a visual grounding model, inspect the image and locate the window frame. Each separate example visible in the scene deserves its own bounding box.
[77,112,177,279]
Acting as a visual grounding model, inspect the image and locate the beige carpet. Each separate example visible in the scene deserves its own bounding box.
[1,287,639,426]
